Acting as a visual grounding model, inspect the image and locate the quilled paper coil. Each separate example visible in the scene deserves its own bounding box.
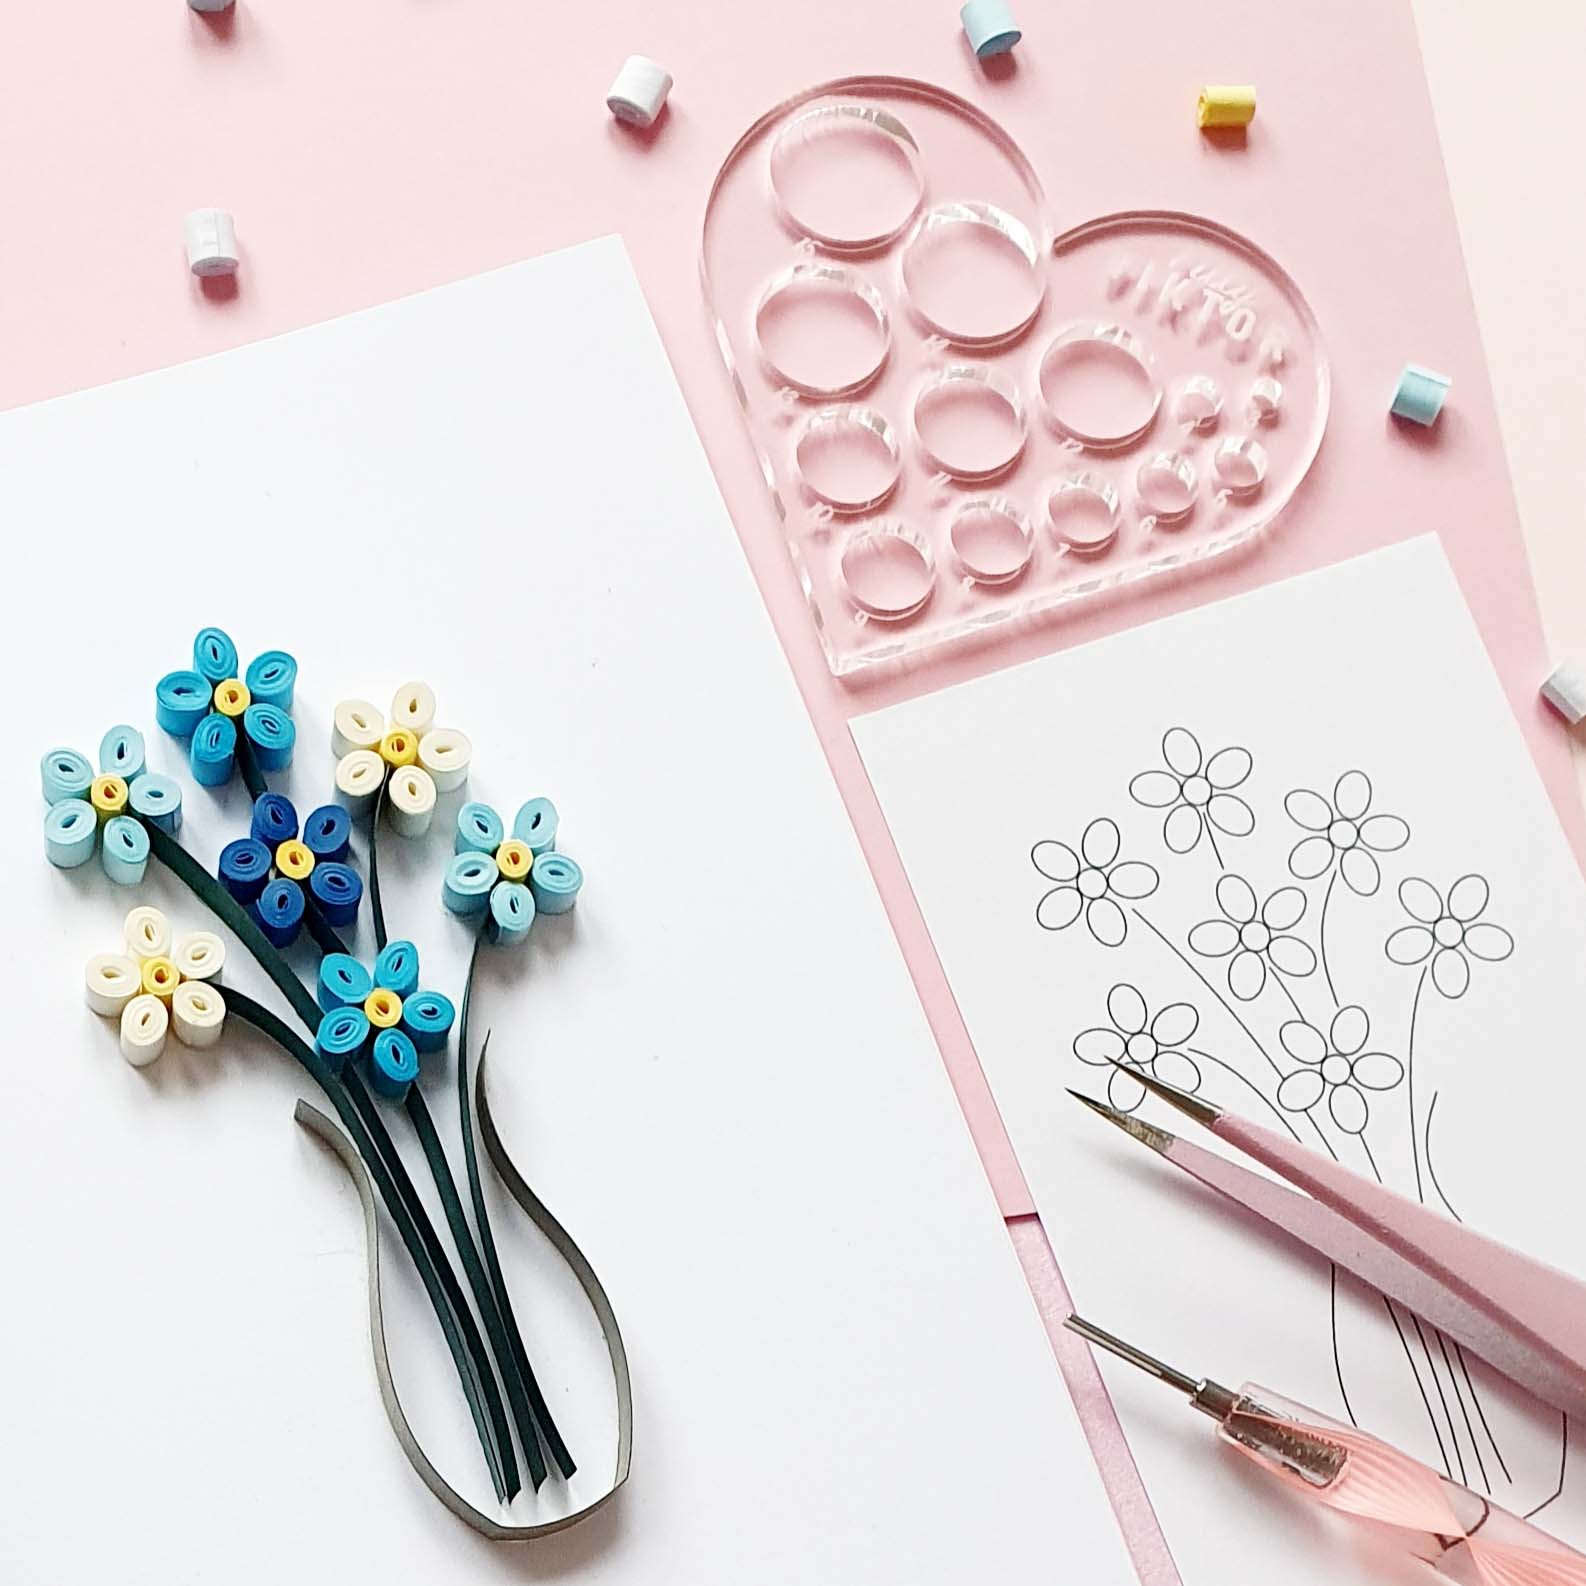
[364,988,403,1029]
[85,954,141,1017]
[316,1007,369,1073]
[374,940,420,998]
[402,990,455,1054]
[606,54,672,128]
[335,749,386,810]
[1389,363,1451,427]
[155,670,212,737]
[99,725,146,783]
[190,713,238,786]
[120,994,169,1067]
[530,852,583,915]
[91,774,129,822]
[318,953,373,1012]
[141,955,179,1000]
[193,627,239,685]
[275,838,315,882]
[370,1028,420,1102]
[250,792,298,848]
[1541,661,1586,726]
[124,906,173,961]
[513,797,559,856]
[244,703,295,773]
[219,838,272,903]
[495,838,532,882]
[309,862,362,928]
[960,0,1020,59]
[101,816,149,886]
[172,982,226,1049]
[387,765,436,838]
[455,802,505,855]
[129,773,183,834]
[443,851,499,915]
[187,0,235,16]
[388,681,436,737]
[1197,85,1257,129]
[488,881,535,945]
[172,930,225,983]
[213,678,250,718]
[253,878,305,948]
[244,650,297,710]
[332,700,384,759]
[417,727,472,794]
[379,728,418,769]
[44,800,96,869]
[302,804,351,863]
[183,208,237,274]
[41,747,93,805]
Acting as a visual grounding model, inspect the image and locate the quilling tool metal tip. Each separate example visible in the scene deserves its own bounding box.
[1065,1089,1176,1152]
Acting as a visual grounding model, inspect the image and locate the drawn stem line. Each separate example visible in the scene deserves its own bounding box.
[1269,966,1307,1025]
[1385,1298,1452,1480]
[1440,1330,1490,1493]
[1188,1048,1301,1142]
[1319,869,1340,1006]
[1406,967,1427,1203]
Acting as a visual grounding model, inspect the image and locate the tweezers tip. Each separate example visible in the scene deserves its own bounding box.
[1068,1088,1177,1154]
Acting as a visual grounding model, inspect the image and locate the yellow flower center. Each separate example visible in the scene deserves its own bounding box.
[213,678,251,717]
[364,989,403,1028]
[141,956,179,1000]
[91,774,129,821]
[495,838,533,882]
[275,839,315,881]
[380,729,418,768]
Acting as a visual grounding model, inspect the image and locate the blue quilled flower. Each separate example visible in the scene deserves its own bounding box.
[40,724,183,885]
[218,792,362,949]
[155,626,298,789]
[442,797,584,946]
[315,940,457,1102]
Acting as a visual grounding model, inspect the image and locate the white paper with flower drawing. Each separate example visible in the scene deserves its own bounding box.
[853,535,1586,1586]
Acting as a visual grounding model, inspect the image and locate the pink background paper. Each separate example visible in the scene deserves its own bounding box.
[3,3,1576,1581]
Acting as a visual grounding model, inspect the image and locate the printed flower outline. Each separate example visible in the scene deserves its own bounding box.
[1129,727,1255,857]
[330,683,474,838]
[443,797,585,946]
[1032,818,1159,948]
[1284,771,1409,896]
[84,906,228,1066]
[1385,875,1513,999]
[154,626,298,790]
[1275,1006,1403,1134]
[316,940,457,1101]
[1188,873,1316,1000]
[1073,983,1202,1113]
[40,724,180,884]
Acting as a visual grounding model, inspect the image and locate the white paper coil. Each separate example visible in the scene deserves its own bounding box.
[606,55,672,128]
[124,906,172,961]
[332,700,385,759]
[387,766,437,837]
[120,994,169,1066]
[417,727,472,793]
[85,954,142,1018]
[172,982,226,1048]
[173,930,226,983]
[335,749,386,811]
[184,208,238,277]
[389,681,437,736]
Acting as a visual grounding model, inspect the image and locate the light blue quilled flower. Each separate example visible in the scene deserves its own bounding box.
[154,626,298,789]
[315,940,456,1102]
[41,724,183,886]
[442,797,584,946]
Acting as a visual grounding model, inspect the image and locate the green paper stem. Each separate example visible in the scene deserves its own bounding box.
[301,893,351,959]
[234,727,268,803]
[368,784,390,953]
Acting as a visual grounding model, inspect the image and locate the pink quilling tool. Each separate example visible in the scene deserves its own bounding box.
[1067,1315,1586,1586]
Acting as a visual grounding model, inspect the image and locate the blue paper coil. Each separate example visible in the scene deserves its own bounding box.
[512,797,559,856]
[244,650,297,710]
[190,712,237,787]
[316,1007,370,1073]
[243,704,295,773]
[155,670,213,737]
[129,773,183,834]
[193,626,239,685]
[960,0,1020,57]
[302,804,351,864]
[1390,364,1451,427]
[44,799,97,869]
[310,862,363,927]
[218,837,273,903]
[250,792,299,848]
[101,816,150,886]
[529,852,583,915]
[455,802,505,855]
[253,877,305,947]
[374,939,420,997]
[442,851,499,915]
[370,1028,420,1102]
[41,747,93,805]
[99,725,146,783]
[488,880,535,945]
[318,952,373,1012]
[402,990,455,1054]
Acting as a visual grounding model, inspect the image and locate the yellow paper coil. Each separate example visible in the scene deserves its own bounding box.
[1197,84,1256,129]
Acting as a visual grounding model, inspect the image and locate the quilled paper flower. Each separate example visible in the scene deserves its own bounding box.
[85,905,227,1066]
[155,626,298,789]
[218,792,363,948]
[315,940,456,1102]
[330,682,472,837]
[41,725,184,886]
[1031,818,1159,947]
[1284,771,1409,897]
[1384,874,1513,999]
[442,797,583,945]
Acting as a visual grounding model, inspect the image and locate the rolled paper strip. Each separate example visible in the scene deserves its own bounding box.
[417,727,472,794]
[41,747,93,805]
[495,837,533,882]
[85,954,141,1017]
[387,765,437,838]
[120,994,168,1067]
[512,796,559,856]
[374,940,420,997]
[250,791,299,848]
[129,773,183,834]
[315,1006,370,1073]
[44,800,96,869]
[190,712,237,787]
[309,862,363,928]
[193,626,239,685]
[172,930,225,982]
[90,774,129,822]
[402,989,455,1054]
[183,207,238,274]
[218,837,272,903]
[140,955,179,1001]
[331,699,384,759]
[369,1027,420,1102]
[606,53,672,128]
[318,952,373,1012]
[529,852,583,915]
[101,816,150,886]
[334,748,386,811]
[960,0,1021,58]
[124,905,172,961]
[275,838,315,882]
[172,981,226,1049]
[99,725,146,783]
[244,650,297,710]
[212,678,250,718]
[455,801,505,855]
[1540,661,1586,726]
[1197,84,1257,129]
[244,703,295,773]
[488,880,535,945]
[388,681,437,737]
[302,803,351,863]
[1389,363,1451,427]
[442,851,499,915]
[155,669,212,737]
[363,987,403,1029]
[379,728,418,769]
[252,877,306,948]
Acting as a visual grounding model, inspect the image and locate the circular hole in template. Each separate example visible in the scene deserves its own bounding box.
[795,408,901,512]
[1046,473,1122,555]
[1213,436,1269,495]
[1038,323,1161,450]
[913,367,1026,480]
[1136,452,1198,523]
[755,265,891,398]
[950,500,1034,585]
[840,525,935,620]
[901,202,1045,347]
[1173,375,1222,431]
[768,104,926,251]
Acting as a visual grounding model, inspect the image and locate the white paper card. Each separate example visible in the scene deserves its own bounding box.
[854,537,1586,1585]
[0,238,1134,1584]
